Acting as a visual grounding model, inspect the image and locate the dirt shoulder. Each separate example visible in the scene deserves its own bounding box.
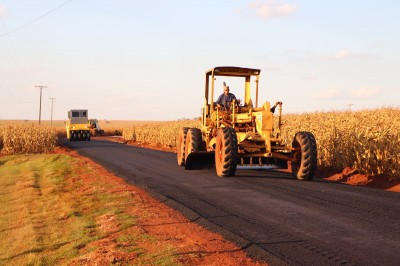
[54,146,264,265]
[94,136,400,193]
[316,166,400,192]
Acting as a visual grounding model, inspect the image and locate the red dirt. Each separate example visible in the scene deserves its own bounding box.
[317,167,400,192]
[53,146,264,265]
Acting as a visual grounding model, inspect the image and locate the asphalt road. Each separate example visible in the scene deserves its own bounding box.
[64,140,400,266]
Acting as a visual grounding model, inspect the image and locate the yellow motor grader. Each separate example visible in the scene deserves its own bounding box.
[177,66,317,180]
[89,119,104,136]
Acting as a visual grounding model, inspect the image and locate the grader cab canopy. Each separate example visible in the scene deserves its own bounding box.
[177,66,317,180]
[205,66,261,112]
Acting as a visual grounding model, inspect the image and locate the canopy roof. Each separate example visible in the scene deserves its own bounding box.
[206,66,261,77]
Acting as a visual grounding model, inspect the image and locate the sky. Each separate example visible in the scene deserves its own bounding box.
[0,0,399,121]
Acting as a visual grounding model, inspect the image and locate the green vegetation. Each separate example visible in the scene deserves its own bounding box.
[0,154,179,265]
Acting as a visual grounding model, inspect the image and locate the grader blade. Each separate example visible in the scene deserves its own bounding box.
[185,151,215,170]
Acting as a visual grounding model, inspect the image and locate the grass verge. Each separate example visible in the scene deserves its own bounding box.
[0,153,178,265]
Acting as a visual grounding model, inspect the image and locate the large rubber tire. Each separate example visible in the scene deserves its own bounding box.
[87,132,91,141]
[215,127,238,177]
[185,128,202,162]
[73,132,78,141]
[82,132,87,141]
[69,131,73,141]
[291,131,317,180]
[177,127,189,166]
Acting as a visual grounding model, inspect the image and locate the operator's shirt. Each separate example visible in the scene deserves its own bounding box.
[216,93,237,109]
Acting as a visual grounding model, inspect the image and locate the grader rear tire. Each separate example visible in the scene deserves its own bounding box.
[215,127,238,177]
[177,127,189,166]
[185,128,202,161]
[291,131,317,180]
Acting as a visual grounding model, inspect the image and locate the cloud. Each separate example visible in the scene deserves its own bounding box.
[351,87,382,98]
[233,8,242,14]
[0,6,6,16]
[372,41,386,48]
[307,73,317,80]
[249,0,297,19]
[332,49,351,59]
[286,48,300,53]
[312,89,341,99]
[23,65,45,74]
[324,49,377,60]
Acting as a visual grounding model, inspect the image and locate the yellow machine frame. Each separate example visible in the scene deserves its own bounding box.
[178,66,317,179]
[202,66,289,162]
[66,110,91,141]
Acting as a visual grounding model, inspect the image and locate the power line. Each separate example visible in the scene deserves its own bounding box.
[0,0,73,38]
[56,99,102,106]
[0,83,22,100]
[0,19,34,88]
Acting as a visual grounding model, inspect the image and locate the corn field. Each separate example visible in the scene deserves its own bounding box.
[280,108,400,177]
[2,108,399,177]
[0,125,57,154]
[122,119,201,147]
[122,108,400,177]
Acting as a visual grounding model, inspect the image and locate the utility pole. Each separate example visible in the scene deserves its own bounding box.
[35,85,47,125]
[49,97,56,127]
[346,104,354,111]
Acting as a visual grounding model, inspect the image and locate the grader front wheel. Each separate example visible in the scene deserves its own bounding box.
[185,128,202,161]
[177,127,189,166]
[215,127,238,177]
[291,131,317,180]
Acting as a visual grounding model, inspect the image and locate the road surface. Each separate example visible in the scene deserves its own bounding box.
[64,140,400,266]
